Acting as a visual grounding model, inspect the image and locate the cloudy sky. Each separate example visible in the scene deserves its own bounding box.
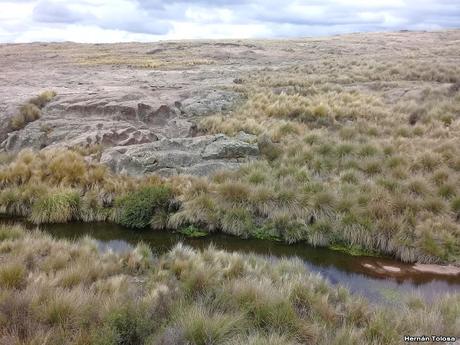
[0,0,459,43]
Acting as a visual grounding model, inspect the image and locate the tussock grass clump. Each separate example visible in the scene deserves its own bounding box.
[451,197,460,219]
[30,189,80,224]
[0,224,25,241]
[93,304,152,345]
[0,263,26,289]
[10,91,56,130]
[0,226,457,344]
[28,90,57,108]
[176,304,245,344]
[172,142,459,262]
[0,148,175,225]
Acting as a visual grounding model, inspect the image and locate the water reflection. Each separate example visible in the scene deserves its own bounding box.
[5,220,460,304]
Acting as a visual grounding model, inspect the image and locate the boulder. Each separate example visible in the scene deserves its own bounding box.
[202,134,259,159]
[100,134,259,176]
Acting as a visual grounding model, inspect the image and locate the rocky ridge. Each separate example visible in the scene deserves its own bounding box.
[0,41,265,175]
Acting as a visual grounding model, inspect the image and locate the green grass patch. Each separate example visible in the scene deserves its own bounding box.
[330,243,382,257]
[115,185,172,229]
[179,225,208,238]
[0,225,24,241]
[250,226,282,242]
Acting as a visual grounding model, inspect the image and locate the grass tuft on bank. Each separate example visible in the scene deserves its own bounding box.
[10,91,56,130]
[0,224,457,345]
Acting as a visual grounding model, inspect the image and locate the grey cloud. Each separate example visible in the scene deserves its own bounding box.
[134,0,460,30]
[31,0,171,34]
[99,20,171,35]
[1,0,459,42]
[136,0,250,10]
[33,0,88,23]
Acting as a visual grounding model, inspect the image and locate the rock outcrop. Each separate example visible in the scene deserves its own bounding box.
[100,134,259,176]
[0,41,265,176]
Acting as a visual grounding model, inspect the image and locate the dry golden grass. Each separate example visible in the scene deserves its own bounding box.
[0,225,457,345]
[10,91,56,130]
[76,53,214,69]
[1,31,460,263]
[192,32,460,263]
[0,148,175,225]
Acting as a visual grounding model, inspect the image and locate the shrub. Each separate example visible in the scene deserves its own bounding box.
[115,185,172,228]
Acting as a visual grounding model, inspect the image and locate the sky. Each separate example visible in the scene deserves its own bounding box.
[0,0,459,43]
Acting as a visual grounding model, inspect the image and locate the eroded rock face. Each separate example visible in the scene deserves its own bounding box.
[0,91,255,176]
[0,90,238,148]
[0,41,263,176]
[100,134,259,176]
[1,118,158,151]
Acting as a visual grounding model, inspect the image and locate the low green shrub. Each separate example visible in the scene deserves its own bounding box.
[115,185,172,228]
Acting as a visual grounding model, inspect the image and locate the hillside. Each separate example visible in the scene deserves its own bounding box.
[0,30,460,263]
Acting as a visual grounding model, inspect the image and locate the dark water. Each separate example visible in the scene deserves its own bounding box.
[4,219,460,304]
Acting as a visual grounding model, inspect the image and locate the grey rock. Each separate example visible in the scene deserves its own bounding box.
[180,89,242,116]
[202,134,259,159]
[137,103,179,126]
[235,131,257,143]
[184,161,242,176]
[1,118,158,152]
[100,134,258,177]
[0,41,265,176]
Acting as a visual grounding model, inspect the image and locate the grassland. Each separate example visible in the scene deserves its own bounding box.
[0,32,460,265]
[186,38,460,264]
[188,78,460,263]
[0,224,457,345]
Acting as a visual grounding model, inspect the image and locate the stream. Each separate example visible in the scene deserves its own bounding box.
[3,219,460,304]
